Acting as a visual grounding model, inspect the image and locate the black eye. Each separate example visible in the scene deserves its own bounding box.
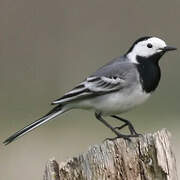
[147,43,153,48]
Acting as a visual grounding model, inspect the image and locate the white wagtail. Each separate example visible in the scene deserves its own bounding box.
[3,36,177,145]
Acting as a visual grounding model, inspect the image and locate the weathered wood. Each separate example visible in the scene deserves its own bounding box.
[44,158,60,180]
[43,129,178,180]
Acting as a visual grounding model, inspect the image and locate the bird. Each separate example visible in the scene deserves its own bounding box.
[3,36,177,145]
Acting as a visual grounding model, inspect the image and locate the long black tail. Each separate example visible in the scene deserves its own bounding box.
[3,105,66,145]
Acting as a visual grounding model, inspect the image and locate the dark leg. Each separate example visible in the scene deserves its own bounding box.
[114,123,129,131]
[111,115,140,136]
[95,113,138,141]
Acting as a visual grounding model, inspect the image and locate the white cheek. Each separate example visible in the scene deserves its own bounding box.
[127,46,154,63]
[139,47,155,56]
[156,49,163,53]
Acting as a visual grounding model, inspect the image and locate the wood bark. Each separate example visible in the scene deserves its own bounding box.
[43,129,178,180]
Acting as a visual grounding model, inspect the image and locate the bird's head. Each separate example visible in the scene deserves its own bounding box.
[126,36,177,63]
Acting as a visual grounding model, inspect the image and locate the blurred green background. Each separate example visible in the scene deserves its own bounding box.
[0,0,179,179]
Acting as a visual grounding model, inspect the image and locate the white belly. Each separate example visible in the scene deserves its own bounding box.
[75,84,151,115]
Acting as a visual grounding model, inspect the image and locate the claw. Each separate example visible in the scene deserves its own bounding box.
[104,135,132,142]
[134,133,143,137]
[103,137,117,142]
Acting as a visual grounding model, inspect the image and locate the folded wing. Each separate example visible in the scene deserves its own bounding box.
[52,76,125,105]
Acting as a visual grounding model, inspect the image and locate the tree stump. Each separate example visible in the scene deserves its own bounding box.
[43,129,178,180]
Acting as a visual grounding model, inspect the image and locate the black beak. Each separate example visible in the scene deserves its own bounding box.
[161,46,177,52]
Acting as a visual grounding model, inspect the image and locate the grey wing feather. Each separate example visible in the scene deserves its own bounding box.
[52,76,124,104]
[52,57,138,105]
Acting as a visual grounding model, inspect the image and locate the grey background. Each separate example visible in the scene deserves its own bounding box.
[0,0,179,179]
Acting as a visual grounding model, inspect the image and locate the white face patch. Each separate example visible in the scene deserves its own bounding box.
[127,37,167,63]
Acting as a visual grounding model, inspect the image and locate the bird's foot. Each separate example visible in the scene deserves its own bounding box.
[104,133,140,142]
[104,136,130,142]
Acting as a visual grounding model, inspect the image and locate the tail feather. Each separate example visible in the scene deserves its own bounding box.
[3,105,66,145]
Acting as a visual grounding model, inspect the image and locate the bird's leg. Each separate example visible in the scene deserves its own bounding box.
[112,116,135,135]
[111,115,141,136]
[113,123,129,131]
[95,113,138,141]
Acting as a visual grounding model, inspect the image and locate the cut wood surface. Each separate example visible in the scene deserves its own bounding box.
[43,129,178,180]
